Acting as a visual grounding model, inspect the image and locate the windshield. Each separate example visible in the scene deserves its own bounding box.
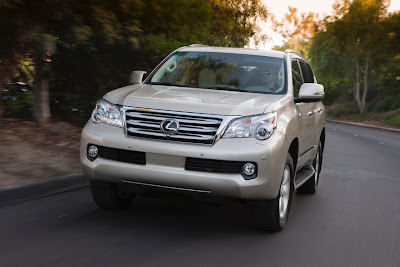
[147,51,286,94]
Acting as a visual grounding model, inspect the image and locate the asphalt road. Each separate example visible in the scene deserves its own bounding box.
[1,121,399,267]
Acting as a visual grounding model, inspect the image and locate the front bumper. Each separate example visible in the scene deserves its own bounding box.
[80,121,289,200]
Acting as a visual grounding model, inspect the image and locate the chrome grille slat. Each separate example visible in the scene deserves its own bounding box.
[124,108,224,145]
[126,120,161,129]
[178,127,217,133]
[127,128,215,141]
[126,120,216,133]
[127,119,218,132]
[126,109,222,118]
[126,112,221,125]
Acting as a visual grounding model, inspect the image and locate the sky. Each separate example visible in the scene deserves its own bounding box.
[259,0,400,49]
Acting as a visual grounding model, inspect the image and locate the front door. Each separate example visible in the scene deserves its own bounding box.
[292,59,316,168]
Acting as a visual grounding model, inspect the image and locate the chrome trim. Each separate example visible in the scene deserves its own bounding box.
[121,180,211,193]
[299,146,315,158]
[160,119,180,134]
[126,128,215,141]
[122,106,227,145]
[125,112,222,125]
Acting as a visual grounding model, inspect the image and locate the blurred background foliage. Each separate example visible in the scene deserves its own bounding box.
[0,0,399,126]
[275,0,400,125]
[0,0,267,124]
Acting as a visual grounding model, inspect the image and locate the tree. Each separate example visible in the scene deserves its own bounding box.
[0,0,142,123]
[309,0,389,114]
[272,6,318,57]
[0,0,270,123]
[373,11,400,91]
[207,0,269,47]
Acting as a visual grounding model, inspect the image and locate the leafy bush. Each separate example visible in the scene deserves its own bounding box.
[50,93,94,126]
[384,108,400,126]
[328,102,359,117]
[2,91,33,119]
[373,94,400,112]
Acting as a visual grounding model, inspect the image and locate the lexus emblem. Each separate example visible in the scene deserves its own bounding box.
[160,119,180,134]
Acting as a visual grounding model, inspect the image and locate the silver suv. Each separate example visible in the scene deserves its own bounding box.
[80,46,326,231]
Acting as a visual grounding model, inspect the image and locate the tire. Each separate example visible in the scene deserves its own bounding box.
[90,180,136,210]
[297,141,322,194]
[251,153,295,231]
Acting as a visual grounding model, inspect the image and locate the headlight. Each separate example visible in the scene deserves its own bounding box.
[223,112,277,140]
[91,99,123,127]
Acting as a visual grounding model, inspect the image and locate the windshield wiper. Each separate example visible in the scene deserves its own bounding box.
[203,86,254,93]
[147,83,255,93]
[146,82,189,87]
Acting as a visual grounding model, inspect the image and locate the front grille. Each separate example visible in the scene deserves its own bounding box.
[185,157,256,174]
[124,108,224,145]
[98,146,146,165]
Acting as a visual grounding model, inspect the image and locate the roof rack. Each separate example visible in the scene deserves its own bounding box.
[284,49,305,59]
[188,44,208,47]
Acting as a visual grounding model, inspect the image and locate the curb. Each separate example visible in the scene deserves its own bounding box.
[327,119,400,133]
[0,174,89,208]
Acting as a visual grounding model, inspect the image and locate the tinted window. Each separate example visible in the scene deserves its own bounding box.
[148,52,286,94]
[291,60,302,98]
[299,60,314,83]
[305,63,315,83]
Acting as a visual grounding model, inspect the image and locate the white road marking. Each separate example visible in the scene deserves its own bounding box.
[0,204,29,214]
[57,213,70,219]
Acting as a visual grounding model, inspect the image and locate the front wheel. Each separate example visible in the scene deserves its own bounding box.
[251,153,294,231]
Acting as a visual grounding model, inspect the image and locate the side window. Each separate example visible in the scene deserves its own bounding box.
[305,63,315,83]
[299,60,314,83]
[291,60,302,98]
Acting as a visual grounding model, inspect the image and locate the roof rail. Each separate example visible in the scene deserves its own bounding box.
[188,44,208,47]
[285,49,305,59]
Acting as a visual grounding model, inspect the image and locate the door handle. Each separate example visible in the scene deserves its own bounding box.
[307,111,314,116]
[315,108,323,113]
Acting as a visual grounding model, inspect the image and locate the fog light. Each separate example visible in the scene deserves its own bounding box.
[88,145,98,158]
[243,163,256,176]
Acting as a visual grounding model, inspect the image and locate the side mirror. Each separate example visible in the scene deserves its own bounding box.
[129,71,147,85]
[298,83,325,100]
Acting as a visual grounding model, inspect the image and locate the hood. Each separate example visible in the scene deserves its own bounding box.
[103,84,284,116]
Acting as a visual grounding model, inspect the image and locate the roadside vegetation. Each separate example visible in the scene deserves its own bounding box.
[0,0,399,128]
[274,0,400,127]
[0,0,268,124]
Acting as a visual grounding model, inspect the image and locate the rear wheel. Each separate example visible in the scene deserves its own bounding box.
[90,180,136,210]
[297,141,322,194]
[251,153,294,231]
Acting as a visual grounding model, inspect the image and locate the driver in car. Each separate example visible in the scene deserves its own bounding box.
[259,67,280,92]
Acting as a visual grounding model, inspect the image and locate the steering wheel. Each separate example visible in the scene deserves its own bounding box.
[166,60,177,73]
